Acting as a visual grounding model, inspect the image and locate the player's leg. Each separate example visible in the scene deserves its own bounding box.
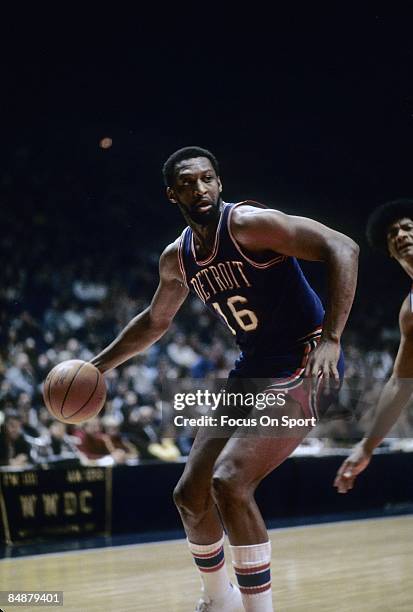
[173,431,227,543]
[211,395,312,612]
[173,428,244,611]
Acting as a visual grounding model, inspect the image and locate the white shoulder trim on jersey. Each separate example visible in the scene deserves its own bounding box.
[177,227,189,289]
[227,201,287,269]
[190,203,229,266]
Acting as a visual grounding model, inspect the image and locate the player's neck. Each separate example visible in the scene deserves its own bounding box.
[189,201,224,255]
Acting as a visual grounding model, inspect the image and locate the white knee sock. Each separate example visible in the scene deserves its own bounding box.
[188,533,233,602]
[230,541,273,611]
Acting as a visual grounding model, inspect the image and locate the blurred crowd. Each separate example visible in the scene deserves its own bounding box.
[1,148,412,470]
[0,243,243,467]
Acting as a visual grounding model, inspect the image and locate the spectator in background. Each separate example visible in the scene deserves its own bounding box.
[48,421,82,463]
[0,411,35,467]
[123,405,179,461]
[101,414,138,464]
[17,392,41,438]
[124,406,161,460]
[73,416,137,466]
[5,353,34,396]
[73,418,111,464]
[166,332,200,369]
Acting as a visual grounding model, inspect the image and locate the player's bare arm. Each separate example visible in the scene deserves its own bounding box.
[231,205,359,380]
[334,295,413,493]
[91,240,188,373]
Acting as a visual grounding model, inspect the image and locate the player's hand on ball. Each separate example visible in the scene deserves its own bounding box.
[333,443,372,494]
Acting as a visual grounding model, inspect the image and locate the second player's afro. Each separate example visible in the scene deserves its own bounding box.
[366,199,413,253]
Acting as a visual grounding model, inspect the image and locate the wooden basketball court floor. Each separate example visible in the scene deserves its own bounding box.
[1,515,412,611]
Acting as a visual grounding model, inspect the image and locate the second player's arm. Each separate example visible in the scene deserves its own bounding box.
[334,297,413,492]
[91,241,188,373]
[232,207,359,378]
[362,301,413,453]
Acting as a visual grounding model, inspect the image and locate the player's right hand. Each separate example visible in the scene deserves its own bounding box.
[333,443,372,494]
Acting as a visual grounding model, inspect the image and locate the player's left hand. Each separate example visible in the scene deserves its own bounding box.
[304,338,341,391]
[333,443,372,493]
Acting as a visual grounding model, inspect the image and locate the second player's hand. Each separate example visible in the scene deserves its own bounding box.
[304,338,341,385]
[333,443,372,494]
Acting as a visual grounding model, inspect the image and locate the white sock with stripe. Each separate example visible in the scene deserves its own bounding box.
[230,541,273,611]
[188,533,233,602]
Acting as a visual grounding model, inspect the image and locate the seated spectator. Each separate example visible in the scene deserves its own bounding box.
[5,353,34,396]
[73,417,136,466]
[73,418,112,464]
[124,406,179,461]
[17,393,41,438]
[124,406,160,460]
[73,275,108,302]
[148,438,181,462]
[166,332,199,368]
[0,411,35,468]
[48,421,82,463]
[101,415,138,464]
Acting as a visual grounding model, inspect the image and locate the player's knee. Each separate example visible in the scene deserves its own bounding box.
[173,478,190,510]
[173,476,211,518]
[211,461,250,508]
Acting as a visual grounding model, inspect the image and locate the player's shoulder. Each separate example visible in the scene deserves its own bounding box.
[399,293,413,337]
[230,200,285,240]
[230,201,285,226]
[161,237,180,259]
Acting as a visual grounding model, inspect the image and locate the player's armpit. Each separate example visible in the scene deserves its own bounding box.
[148,241,189,329]
[90,241,188,373]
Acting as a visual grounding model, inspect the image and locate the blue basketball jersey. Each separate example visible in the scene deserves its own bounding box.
[178,202,325,363]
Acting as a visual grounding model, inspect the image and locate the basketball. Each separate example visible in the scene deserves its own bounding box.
[43,360,107,424]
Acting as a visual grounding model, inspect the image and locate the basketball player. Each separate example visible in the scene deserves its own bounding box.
[335,200,413,494]
[91,147,359,611]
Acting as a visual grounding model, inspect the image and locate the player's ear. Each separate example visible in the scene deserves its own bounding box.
[218,177,222,193]
[167,187,177,204]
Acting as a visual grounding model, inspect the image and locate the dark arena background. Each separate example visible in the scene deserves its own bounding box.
[1,7,413,611]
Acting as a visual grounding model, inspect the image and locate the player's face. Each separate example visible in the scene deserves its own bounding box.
[167,157,222,226]
[387,217,413,263]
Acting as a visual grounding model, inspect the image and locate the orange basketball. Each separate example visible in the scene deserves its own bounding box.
[43,360,107,424]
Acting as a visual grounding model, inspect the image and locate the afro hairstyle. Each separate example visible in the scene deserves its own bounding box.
[366,199,413,253]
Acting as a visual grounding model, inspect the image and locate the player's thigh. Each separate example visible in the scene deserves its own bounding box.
[213,394,312,488]
[175,380,247,491]
[185,427,229,477]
